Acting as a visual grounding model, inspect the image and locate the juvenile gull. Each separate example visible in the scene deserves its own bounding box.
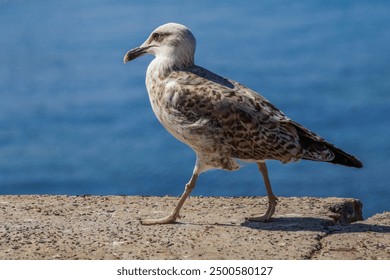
[123,23,363,225]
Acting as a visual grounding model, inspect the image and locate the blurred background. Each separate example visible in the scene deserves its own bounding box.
[0,0,389,218]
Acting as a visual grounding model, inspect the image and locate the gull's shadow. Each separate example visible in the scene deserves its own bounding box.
[241,217,390,234]
[138,217,390,234]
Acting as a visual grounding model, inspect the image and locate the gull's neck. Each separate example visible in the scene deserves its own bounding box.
[146,53,194,86]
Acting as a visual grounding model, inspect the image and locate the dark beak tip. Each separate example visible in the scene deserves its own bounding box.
[123,50,132,64]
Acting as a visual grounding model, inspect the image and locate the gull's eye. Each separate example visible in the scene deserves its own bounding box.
[151,32,171,43]
[152,32,161,41]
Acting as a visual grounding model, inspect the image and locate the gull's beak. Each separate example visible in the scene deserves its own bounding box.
[123,45,151,64]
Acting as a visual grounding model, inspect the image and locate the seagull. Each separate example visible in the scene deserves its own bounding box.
[123,23,363,225]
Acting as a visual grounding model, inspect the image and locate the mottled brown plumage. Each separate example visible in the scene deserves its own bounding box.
[124,23,362,225]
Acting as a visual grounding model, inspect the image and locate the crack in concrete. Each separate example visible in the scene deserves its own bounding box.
[306,199,364,259]
[306,226,332,259]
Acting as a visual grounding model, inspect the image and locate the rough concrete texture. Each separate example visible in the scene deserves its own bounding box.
[0,195,389,260]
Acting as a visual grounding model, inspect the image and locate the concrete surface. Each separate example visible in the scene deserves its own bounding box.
[0,195,389,260]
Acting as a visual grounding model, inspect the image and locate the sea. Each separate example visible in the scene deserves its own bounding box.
[0,0,389,218]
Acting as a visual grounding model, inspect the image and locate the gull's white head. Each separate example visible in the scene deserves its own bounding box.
[124,23,196,68]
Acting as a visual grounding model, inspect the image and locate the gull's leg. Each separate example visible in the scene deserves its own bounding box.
[247,162,278,222]
[141,169,199,225]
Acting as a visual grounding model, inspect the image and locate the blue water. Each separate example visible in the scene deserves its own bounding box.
[1,0,389,218]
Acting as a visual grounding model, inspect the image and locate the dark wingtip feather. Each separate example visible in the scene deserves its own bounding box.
[328,144,363,168]
[290,121,363,168]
